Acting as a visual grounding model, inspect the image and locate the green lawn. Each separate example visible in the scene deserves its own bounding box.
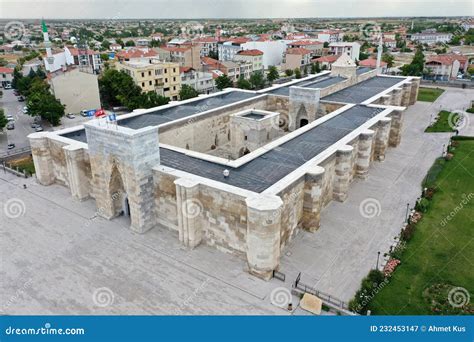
[425,110,458,133]
[368,138,474,315]
[8,157,35,175]
[417,87,445,102]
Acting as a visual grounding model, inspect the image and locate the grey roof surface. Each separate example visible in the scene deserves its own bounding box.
[267,75,346,96]
[119,91,256,129]
[160,105,384,193]
[322,76,404,104]
[356,67,372,75]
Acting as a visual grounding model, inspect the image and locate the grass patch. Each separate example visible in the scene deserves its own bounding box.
[368,138,474,315]
[425,110,458,133]
[8,156,35,175]
[417,87,445,102]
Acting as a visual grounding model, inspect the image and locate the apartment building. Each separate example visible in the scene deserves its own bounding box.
[328,42,361,61]
[217,38,250,61]
[316,30,344,43]
[410,29,453,45]
[287,40,324,57]
[180,67,215,94]
[241,40,288,69]
[116,59,181,100]
[158,45,201,69]
[283,47,312,71]
[233,49,264,74]
[67,47,103,72]
[193,37,219,57]
[424,55,460,81]
[0,67,13,87]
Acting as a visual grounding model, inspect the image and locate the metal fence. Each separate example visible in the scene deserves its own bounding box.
[0,147,32,161]
[272,270,286,282]
[293,272,349,311]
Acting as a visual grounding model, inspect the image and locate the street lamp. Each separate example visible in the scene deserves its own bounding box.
[405,203,410,223]
[376,251,381,270]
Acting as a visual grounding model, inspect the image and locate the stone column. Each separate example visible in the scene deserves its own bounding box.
[389,110,404,147]
[246,195,283,280]
[333,145,354,202]
[374,118,392,161]
[401,82,412,107]
[175,178,202,249]
[409,78,420,105]
[302,166,325,232]
[356,130,375,179]
[64,144,90,201]
[380,94,391,106]
[28,132,55,185]
[391,88,403,106]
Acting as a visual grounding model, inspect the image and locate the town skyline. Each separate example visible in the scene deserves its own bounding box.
[2,0,473,19]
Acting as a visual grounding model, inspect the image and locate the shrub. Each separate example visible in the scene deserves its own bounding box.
[401,223,416,241]
[415,198,430,213]
[349,269,386,314]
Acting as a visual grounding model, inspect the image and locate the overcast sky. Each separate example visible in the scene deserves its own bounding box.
[1,0,473,19]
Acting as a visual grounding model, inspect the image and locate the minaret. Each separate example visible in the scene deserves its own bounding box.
[42,19,54,64]
[376,35,383,71]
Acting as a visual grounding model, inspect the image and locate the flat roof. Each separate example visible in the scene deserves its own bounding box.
[160,105,384,193]
[322,76,404,104]
[267,75,346,96]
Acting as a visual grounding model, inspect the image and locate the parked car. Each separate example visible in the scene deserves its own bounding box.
[33,116,41,123]
[6,122,14,130]
[66,113,76,119]
[4,84,11,89]
[7,143,15,150]
[31,123,40,128]
[35,126,44,132]
[17,96,25,102]
[80,110,88,117]
[22,106,28,114]
[6,115,14,121]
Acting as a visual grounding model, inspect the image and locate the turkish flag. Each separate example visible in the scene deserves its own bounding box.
[94,109,106,118]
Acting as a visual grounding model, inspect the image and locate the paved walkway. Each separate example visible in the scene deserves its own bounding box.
[1,88,473,314]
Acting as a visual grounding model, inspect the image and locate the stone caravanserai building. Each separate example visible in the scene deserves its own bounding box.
[29,55,420,280]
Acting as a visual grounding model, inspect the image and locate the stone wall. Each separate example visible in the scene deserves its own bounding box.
[277,177,305,248]
[159,97,268,152]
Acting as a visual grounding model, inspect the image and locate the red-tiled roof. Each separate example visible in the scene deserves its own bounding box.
[289,40,323,46]
[67,47,99,56]
[313,55,340,63]
[193,37,217,43]
[236,49,263,56]
[201,56,220,66]
[180,66,194,73]
[162,46,190,53]
[116,48,157,59]
[0,67,13,73]
[286,47,311,55]
[426,54,466,66]
[358,58,387,68]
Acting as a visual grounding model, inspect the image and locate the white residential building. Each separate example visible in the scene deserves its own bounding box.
[316,30,344,43]
[241,40,288,69]
[328,42,361,62]
[233,49,264,74]
[410,30,453,45]
[180,67,215,94]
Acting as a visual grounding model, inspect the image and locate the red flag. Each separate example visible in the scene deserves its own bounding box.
[94,108,106,118]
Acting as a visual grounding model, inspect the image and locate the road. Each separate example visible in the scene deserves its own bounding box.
[0,88,91,155]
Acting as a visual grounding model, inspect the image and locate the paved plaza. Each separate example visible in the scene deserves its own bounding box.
[1,87,473,314]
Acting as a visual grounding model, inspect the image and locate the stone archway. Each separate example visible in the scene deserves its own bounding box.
[239,147,250,157]
[109,164,128,218]
[296,105,309,129]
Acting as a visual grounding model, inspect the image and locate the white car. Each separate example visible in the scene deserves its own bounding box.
[23,106,28,114]
[6,115,14,121]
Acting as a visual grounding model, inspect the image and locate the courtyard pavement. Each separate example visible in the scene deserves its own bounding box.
[1,87,473,314]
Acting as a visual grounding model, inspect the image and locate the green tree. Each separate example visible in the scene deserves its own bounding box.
[249,71,265,90]
[284,69,294,77]
[215,74,233,90]
[237,77,252,90]
[267,66,279,83]
[0,108,7,131]
[207,50,219,60]
[294,68,302,79]
[323,42,329,48]
[26,79,65,126]
[401,46,425,76]
[125,40,135,47]
[101,40,111,50]
[100,53,110,62]
[179,84,199,100]
[99,69,141,108]
[124,91,169,110]
[0,58,7,67]
[382,54,395,68]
